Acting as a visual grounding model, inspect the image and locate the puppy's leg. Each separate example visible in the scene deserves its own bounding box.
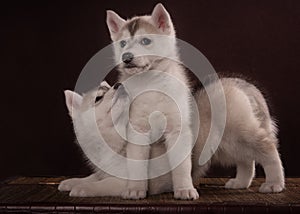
[165,129,199,200]
[58,173,100,192]
[225,160,255,189]
[69,177,127,197]
[122,142,150,199]
[256,141,285,193]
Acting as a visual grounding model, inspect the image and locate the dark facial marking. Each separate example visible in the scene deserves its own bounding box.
[127,19,140,37]
[95,96,103,103]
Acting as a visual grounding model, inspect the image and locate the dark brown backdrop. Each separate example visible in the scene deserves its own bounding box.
[1,0,299,180]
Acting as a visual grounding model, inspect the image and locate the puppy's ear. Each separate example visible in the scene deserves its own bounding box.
[151,3,173,34]
[100,81,111,88]
[106,10,126,41]
[64,90,83,117]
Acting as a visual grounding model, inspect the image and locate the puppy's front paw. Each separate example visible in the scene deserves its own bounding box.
[259,182,284,193]
[174,188,199,200]
[225,178,250,189]
[58,178,83,192]
[69,183,96,197]
[121,189,147,200]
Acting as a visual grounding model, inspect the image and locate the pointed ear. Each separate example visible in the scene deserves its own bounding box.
[106,10,126,41]
[100,81,111,88]
[151,3,173,34]
[64,90,83,117]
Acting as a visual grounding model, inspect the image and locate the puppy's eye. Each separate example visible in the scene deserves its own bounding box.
[120,40,126,48]
[141,38,151,45]
[95,96,103,103]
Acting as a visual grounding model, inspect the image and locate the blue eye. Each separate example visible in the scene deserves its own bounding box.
[120,40,126,48]
[141,38,151,45]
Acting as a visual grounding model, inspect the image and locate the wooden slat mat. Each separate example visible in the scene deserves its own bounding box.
[0,177,299,213]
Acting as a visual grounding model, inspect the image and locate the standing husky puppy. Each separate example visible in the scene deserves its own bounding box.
[106,3,198,199]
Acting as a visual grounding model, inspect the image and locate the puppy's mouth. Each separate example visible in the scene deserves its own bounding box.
[125,63,138,69]
[123,63,150,72]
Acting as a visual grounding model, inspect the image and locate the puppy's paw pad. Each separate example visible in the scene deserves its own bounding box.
[259,182,284,193]
[225,178,249,189]
[174,188,199,200]
[122,189,146,200]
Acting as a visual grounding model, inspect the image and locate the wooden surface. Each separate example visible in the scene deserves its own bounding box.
[0,177,299,213]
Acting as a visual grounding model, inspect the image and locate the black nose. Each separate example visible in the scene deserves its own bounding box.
[113,83,122,89]
[122,52,134,64]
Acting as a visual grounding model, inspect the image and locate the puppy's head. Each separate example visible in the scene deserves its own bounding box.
[106,3,177,75]
[64,81,130,123]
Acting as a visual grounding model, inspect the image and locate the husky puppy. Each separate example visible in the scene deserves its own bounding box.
[192,78,285,193]
[59,82,173,197]
[106,3,199,200]
[58,81,127,197]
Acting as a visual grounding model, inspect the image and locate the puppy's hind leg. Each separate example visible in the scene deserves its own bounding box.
[255,138,285,193]
[225,160,255,189]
